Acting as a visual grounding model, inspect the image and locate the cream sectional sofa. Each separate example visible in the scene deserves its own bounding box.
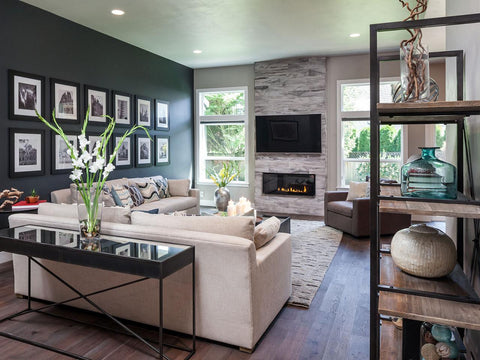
[8,204,292,350]
[51,176,200,215]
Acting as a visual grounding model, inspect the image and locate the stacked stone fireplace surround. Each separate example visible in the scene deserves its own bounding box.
[254,56,327,217]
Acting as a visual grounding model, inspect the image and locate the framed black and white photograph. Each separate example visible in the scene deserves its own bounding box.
[112,91,132,127]
[50,78,80,123]
[52,132,78,174]
[114,135,132,168]
[155,100,169,130]
[135,96,153,129]
[9,128,45,178]
[15,227,41,242]
[85,85,109,123]
[137,243,153,260]
[55,230,78,247]
[8,70,45,121]
[114,243,131,257]
[135,135,152,167]
[86,133,102,161]
[155,135,170,165]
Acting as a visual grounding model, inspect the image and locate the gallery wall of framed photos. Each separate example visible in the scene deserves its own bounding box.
[0,0,193,200]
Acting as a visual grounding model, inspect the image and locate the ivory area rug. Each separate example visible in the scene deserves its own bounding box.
[288,220,343,309]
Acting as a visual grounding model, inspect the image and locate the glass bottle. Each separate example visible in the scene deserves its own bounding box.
[401,147,457,199]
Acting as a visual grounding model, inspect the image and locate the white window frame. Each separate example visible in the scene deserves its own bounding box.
[336,78,408,189]
[195,86,249,186]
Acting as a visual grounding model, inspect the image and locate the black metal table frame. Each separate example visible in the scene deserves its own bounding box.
[0,228,195,360]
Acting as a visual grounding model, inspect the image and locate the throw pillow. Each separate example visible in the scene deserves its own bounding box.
[132,208,159,214]
[125,184,144,207]
[150,175,170,198]
[346,181,369,201]
[102,185,116,207]
[131,212,255,241]
[111,185,134,208]
[254,217,281,249]
[102,206,131,224]
[168,179,190,197]
[38,203,77,218]
[135,179,161,203]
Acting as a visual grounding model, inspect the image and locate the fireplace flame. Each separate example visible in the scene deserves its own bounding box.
[277,185,308,193]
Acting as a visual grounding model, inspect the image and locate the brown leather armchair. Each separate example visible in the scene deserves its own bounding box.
[324,191,411,238]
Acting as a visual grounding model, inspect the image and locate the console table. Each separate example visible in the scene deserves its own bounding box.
[0,225,195,360]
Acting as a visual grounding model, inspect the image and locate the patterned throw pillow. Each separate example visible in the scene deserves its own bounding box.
[151,175,170,198]
[125,185,144,207]
[111,185,134,208]
[102,186,116,207]
[135,180,161,203]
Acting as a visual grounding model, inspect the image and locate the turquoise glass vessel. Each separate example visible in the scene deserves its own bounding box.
[401,147,457,199]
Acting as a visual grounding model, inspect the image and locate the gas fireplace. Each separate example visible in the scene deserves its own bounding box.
[262,173,315,196]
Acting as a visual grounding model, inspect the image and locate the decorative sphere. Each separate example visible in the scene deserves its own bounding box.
[421,343,440,360]
[431,324,452,342]
[391,224,456,278]
[435,341,458,359]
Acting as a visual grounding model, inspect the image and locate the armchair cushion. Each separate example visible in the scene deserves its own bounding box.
[346,181,369,200]
[327,201,353,217]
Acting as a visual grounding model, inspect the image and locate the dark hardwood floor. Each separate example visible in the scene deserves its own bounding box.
[0,232,371,360]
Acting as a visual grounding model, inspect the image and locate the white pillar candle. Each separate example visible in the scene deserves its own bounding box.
[245,200,252,211]
[227,204,236,217]
[228,200,235,207]
[239,196,247,204]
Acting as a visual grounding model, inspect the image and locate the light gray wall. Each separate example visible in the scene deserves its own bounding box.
[446,3,480,359]
[326,54,445,190]
[193,65,255,205]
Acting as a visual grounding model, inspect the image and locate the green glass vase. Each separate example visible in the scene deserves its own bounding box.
[401,147,457,199]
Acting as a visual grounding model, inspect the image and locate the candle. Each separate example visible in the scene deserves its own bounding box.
[239,196,247,203]
[236,202,243,215]
[227,204,236,217]
[228,200,235,207]
[245,200,252,211]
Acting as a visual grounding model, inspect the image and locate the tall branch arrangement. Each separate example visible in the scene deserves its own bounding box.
[36,109,150,237]
[398,0,429,101]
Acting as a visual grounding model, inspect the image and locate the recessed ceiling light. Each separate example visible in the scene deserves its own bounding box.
[111,9,125,16]
[193,50,202,54]
[349,33,360,38]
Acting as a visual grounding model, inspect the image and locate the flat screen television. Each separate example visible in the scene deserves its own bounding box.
[256,114,321,153]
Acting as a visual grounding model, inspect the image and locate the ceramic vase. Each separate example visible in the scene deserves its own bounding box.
[214,187,230,212]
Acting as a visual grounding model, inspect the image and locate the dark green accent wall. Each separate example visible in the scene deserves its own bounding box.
[0,0,194,200]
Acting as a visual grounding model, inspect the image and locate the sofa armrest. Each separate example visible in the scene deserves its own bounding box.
[51,189,72,204]
[324,191,348,203]
[189,188,200,198]
[351,198,371,235]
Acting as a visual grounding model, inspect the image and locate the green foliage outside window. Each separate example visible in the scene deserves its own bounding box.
[203,92,245,116]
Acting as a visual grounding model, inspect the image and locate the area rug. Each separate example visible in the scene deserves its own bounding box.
[288,220,343,309]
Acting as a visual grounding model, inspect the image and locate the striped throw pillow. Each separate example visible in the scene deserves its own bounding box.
[111,185,134,208]
[125,185,144,207]
[151,175,170,198]
[135,180,161,203]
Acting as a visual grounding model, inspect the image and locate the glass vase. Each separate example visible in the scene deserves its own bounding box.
[77,187,103,251]
[401,147,457,199]
[400,42,430,102]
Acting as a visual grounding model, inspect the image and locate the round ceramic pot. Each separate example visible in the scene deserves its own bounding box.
[391,224,456,278]
[214,187,230,212]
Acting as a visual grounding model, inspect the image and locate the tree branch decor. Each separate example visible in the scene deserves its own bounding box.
[398,0,429,102]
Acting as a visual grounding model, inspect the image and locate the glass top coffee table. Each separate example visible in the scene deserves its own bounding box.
[0,225,195,360]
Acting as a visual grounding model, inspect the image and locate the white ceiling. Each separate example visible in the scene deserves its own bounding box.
[22,0,446,69]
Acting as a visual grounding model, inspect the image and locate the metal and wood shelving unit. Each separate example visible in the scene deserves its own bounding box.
[369,13,480,360]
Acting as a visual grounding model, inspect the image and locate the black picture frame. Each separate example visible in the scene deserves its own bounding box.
[8,70,45,121]
[112,90,133,127]
[112,135,133,169]
[50,78,80,123]
[135,95,153,129]
[155,99,169,131]
[155,135,170,166]
[84,85,109,123]
[135,135,153,167]
[113,242,135,257]
[51,131,78,175]
[9,128,45,178]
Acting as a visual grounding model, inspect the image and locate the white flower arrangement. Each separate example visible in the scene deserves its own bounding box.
[36,108,150,237]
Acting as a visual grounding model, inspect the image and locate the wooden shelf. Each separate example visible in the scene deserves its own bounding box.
[379,186,480,218]
[381,254,477,299]
[380,321,402,360]
[378,100,480,117]
[379,114,463,125]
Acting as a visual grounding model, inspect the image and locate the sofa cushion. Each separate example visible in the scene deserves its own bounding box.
[254,216,280,249]
[38,203,131,224]
[126,184,144,206]
[134,196,197,213]
[150,175,170,198]
[135,180,161,203]
[168,179,190,197]
[131,212,255,241]
[346,181,369,200]
[132,208,159,215]
[327,201,353,217]
[111,185,134,208]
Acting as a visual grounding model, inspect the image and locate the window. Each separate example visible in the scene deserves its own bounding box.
[196,87,248,185]
[338,80,403,188]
